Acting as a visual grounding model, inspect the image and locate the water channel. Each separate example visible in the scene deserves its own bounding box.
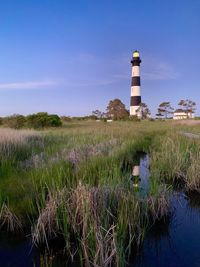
[131,153,200,267]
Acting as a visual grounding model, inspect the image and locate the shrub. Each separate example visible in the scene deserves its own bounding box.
[2,114,26,129]
[27,112,62,128]
[48,114,62,127]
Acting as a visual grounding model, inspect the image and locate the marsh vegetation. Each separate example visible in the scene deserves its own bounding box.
[1,121,200,266]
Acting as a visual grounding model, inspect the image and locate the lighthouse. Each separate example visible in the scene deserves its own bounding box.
[130,50,142,117]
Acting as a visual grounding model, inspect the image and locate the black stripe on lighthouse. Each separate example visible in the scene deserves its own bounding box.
[131,57,141,66]
[130,96,141,106]
[131,76,141,86]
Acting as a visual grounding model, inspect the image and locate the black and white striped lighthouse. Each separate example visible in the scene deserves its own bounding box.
[130,50,142,116]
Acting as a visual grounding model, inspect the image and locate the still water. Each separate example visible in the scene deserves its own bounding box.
[132,192,200,267]
[132,154,200,267]
[0,233,39,267]
[0,232,79,267]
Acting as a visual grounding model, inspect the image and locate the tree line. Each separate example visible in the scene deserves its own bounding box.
[156,99,196,119]
[92,98,196,121]
[0,112,62,129]
[0,98,196,129]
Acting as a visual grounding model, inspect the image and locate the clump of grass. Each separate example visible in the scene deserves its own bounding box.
[32,185,120,265]
[150,131,200,193]
[31,180,170,267]
[148,193,170,221]
[66,139,118,168]
[186,152,200,192]
[32,194,58,247]
[68,184,118,266]
[0,128,43,176]
[0,203,22,232]
[150,134,190,182]
[150,133,195,181]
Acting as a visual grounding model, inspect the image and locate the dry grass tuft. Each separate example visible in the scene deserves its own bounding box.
[32,194,58,247]
[148,194,170,221]
[186,152,200,192]
[0,203,22,232]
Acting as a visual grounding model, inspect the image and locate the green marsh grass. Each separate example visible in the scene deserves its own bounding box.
[0,121,183,266]
[150,129,200,192]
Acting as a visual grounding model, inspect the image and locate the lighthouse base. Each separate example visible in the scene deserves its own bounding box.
[130,106,141,117]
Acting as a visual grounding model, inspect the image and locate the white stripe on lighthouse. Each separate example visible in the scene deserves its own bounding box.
[131,86,140,96]
[132,66,140,77]
[130,106,140,115]
[132,165,140,176]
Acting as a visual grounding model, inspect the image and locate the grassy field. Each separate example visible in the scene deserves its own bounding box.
[1,120,200,266]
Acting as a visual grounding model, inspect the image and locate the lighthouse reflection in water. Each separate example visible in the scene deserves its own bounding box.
[130,154,149,195]
[131,165,141,187]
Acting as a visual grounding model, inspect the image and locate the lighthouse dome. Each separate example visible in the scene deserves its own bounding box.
[133,51,140,58]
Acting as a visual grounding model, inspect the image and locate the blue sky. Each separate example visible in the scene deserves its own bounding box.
[0,0,200,117]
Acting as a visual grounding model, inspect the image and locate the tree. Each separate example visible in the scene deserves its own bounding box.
[106,99,129,120]
[157,102,174,119]
[156,113,163,119]
[178,99,196,118]
[92,109,103,119]
[136,103,151,119]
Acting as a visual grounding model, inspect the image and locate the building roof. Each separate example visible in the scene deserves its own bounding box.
[174,109,194,113]
[174,109,185,113]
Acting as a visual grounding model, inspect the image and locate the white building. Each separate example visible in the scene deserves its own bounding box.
[173,109,194,120]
